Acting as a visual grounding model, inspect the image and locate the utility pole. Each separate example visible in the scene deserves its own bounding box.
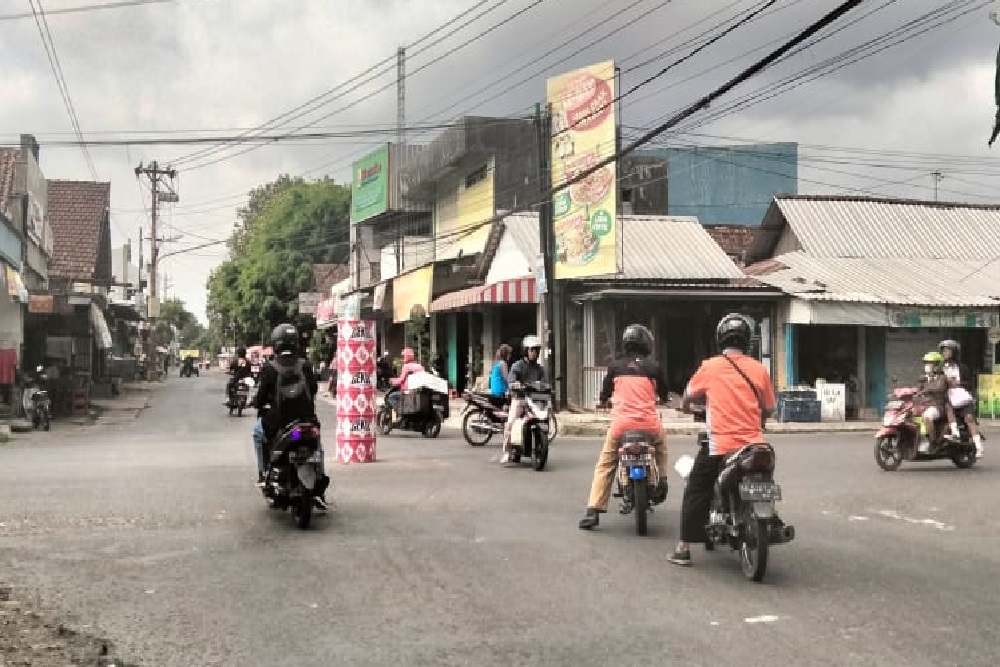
[395,46,406,275]
[931,170,944,202]
[135,160,177,381]
[535,104,557,398]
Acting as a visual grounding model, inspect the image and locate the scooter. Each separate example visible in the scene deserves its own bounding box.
[21,366,51,431]
[874,387,979,471]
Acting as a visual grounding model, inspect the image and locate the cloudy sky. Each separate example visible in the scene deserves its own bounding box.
[4,0,1000,322]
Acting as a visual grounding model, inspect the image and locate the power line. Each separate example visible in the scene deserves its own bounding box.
[169,0,520,169]
[0,0,174,21]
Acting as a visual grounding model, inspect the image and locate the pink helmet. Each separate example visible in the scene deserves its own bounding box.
[401,347,415,363]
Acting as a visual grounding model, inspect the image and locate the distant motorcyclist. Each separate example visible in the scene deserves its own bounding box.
[939,339,983,457]
[500,335,546,464]
[579,324,669,530]
[252,324,329,510]
[386,347,424,415]
[226,347,252,405]
[669,313,776,568]
[915,351,950,453]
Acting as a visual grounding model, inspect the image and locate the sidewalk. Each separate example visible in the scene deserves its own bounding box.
[318,392,910,437]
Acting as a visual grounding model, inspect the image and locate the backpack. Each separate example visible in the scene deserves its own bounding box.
[271,358,312,412]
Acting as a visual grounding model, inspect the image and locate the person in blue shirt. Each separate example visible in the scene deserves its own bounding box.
[488,344,513,402]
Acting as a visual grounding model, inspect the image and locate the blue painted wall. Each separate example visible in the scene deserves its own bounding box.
[0,215,22,270]
[640,143,798,226]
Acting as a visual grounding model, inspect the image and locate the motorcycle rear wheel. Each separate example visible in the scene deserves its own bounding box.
[874,436,903,471]
[740,509,769,582]
[952,450,977,469]
[41,409,50,432]
[293,490,313,529]
[633,478,649,536]
[422,413,443,439]
[377,408,393,435]
[462,409,493,446]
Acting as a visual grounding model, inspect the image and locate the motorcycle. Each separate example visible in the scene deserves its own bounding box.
[612,430,667,536]
[506,381,552,471]
[229,376,255,417]
[180,358,199,378]
[684,406,794,582]
[377,386,448,438]
[261,420,328,529]
[21,366,51,431]
[460,390,559,447]
[874,387,979,471]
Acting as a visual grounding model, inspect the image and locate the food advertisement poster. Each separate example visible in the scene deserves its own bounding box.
[547,60,617,279]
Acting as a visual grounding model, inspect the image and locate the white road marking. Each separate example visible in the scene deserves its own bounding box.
[848,516,869,521]
[874,509,955,531]
[745,615,780,624]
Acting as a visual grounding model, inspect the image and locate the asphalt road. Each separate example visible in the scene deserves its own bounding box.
[2,371,999,666]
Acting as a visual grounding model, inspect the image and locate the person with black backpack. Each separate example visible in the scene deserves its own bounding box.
[251,323,329,510]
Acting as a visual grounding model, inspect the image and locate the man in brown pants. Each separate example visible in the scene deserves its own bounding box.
[579,324,669,529]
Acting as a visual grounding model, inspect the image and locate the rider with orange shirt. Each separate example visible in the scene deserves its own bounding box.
[669,313,776,567]
[579,324,669,530]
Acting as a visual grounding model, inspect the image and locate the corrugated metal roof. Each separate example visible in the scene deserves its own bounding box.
[499,213,744,281]
[749,251,1000,307]
[771,195,1000,260]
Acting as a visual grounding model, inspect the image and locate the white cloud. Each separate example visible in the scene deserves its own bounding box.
[5,0,999,322]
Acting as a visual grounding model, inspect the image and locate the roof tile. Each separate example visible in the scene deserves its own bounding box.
[47,180,111,280]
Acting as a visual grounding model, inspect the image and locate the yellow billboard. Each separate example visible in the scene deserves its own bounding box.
[393,265,434,324]
[548,60,617,280]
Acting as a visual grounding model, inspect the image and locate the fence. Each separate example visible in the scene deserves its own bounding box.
[582,366,608,410]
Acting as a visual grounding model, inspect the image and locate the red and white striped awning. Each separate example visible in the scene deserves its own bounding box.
[430,277,538,313]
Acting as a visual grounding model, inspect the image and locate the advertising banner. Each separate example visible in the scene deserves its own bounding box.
[547,60,618,280]
[350,144,390,224]
[392,265,433,323]
[336,319,377,463]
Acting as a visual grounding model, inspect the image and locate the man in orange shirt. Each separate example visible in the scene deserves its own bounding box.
[668,313,776,567]
[579,324,669,530]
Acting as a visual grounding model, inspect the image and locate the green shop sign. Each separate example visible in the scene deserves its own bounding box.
[351,144,390,224]
[888,308,999,329]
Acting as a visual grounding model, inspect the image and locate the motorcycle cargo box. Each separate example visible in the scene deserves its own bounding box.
[405,371,448,395]
[401,389,433,415]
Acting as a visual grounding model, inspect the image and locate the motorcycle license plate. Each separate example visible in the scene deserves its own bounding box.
[739,481,781,502]
[629,466,647,480]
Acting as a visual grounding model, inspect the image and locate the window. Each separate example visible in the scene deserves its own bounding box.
[465,165,487,189]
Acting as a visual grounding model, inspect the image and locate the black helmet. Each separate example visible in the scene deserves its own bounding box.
[622,324,653,356]
[716,313,752,352]
[270,323,299,356]
[236,346,247,359]
[938,339,961,360]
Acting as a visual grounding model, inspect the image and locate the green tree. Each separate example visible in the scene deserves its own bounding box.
[206,176,351,345]
[156,297,206,347]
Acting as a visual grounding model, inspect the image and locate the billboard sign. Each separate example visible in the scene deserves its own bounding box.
[350,144,390,224]
[547,60,617,279]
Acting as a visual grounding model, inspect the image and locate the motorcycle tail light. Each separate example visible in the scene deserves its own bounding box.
[739,445,776,474]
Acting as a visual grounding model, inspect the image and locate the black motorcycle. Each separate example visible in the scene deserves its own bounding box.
[228,376,254,417]
[696,427,796,582]
[461,390,559,446]
[377,386,448,438]
[261,420,329,529]
[21,366,51,431]
[613,430,667,535]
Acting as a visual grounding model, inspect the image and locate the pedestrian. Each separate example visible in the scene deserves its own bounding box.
[489,344,513,407]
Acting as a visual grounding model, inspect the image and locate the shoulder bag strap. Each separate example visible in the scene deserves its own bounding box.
[721,353,766,431]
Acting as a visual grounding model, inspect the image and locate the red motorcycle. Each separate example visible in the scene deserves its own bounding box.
[874,387,978,471]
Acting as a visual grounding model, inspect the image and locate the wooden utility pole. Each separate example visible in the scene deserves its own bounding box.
[135,161,176,380]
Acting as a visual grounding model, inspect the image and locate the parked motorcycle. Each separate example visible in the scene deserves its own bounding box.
[460,391,559,446]
[229,376,255,417]
[21,366,51,431]
[874,387,979,471]
[377,386,448,438]
[507,381,552,471]
[693,427,795,582]
[261,420,328,529]
[612,430,667,535]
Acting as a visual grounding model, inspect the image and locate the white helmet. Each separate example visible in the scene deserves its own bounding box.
[522,335,542,351]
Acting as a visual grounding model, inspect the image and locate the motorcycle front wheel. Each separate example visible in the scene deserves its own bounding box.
[874,436,903,471]
[740,507,769,582]
[531,428,548,471]
[462,409,493,446]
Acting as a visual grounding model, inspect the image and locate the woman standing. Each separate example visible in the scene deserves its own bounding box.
[489,344,513,403]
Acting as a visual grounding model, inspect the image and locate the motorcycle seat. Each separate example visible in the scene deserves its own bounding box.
[622,430,658,444]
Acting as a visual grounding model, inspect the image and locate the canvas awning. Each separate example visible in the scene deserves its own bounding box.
[90,302,113,350]
[430,277,538,313]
